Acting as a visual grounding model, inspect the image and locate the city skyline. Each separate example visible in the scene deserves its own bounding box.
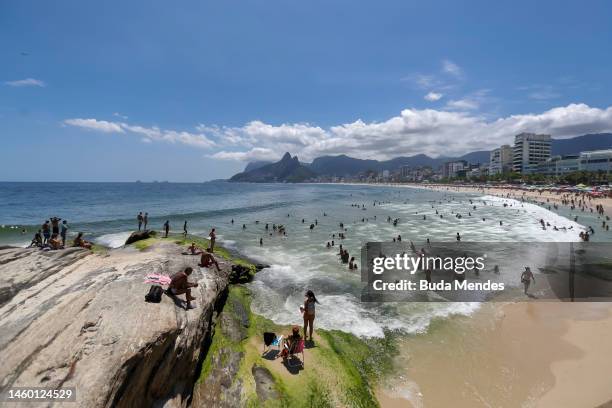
[2,0,612,181]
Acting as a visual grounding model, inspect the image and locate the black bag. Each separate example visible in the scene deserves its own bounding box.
[145,285,163,303]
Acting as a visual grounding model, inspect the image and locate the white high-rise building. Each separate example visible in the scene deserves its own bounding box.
[489,145,513,175]
[512,133,552,173]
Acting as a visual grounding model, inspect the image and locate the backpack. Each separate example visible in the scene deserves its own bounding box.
[145,285,163,303]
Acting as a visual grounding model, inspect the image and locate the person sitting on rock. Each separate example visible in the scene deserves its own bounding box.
[185,242,202,255]
[199,248,221,271]
[29,230,43,248]
[73,232,93,250]
[168,266,198,309]
[278,326,302,362]
[48,233,63,250]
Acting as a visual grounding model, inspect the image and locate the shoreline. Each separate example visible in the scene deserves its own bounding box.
[321,181,612,214]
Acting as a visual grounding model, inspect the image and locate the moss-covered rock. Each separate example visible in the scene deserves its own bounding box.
[194,285,396,408]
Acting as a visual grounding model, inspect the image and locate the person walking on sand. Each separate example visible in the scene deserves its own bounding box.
[60,220,68,246]
[521,267,535,295]
[183,220,188,237]
[300,290,319,341]
[143,212,149,230]
[168,267,198,309]
[137,212,143,231]
[209,228,216,252]
[163,220,170,238]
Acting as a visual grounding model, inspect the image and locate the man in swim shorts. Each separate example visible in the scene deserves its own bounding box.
[168,267,198,309]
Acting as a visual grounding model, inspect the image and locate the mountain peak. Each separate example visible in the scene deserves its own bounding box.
[281,152,292,161]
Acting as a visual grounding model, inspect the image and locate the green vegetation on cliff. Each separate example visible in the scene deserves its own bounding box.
[199,284,397,407]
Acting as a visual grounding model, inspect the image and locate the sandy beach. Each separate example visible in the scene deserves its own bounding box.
[413,183,612,215]
[377,301,612,408]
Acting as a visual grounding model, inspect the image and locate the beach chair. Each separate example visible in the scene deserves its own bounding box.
[288,339,305,368]
[262,332,283,355]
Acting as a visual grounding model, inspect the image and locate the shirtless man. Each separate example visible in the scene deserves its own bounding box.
[168,267,198,309]
[186,242,202,255]
[199,248,221,271]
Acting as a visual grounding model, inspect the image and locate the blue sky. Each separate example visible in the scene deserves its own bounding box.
[1,0,611,181]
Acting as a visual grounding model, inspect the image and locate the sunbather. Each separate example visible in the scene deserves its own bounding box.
[73,232,93,249]
[278,326,302,361]
[29,230,43,248]
[48,233,63,250]
[185,242,202,255]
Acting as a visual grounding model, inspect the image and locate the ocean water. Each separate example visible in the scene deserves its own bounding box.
[1,181,610,337]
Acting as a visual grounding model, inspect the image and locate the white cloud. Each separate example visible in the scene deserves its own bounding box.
[5,78,46,87]
[445,98,479,111]
[424,92,443,102]
[197,103,612,161]
[63,118,124,133]
[442,60,462,77]
[528,90,561,100]
[211,147,279,162]
[64,103,612,163]
[64,119,215,148]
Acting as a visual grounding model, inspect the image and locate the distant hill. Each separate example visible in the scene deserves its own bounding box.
[237,133,612,180]
[244,161,272,172]
[552,133,612,156]
[230,153,317,182]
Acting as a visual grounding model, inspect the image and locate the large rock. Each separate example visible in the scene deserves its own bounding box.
[0,242,231,407]
[125,230,156,245]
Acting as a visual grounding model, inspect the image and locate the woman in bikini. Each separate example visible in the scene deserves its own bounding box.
[301,290,319,341]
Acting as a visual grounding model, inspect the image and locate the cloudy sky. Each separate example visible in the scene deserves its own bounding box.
[1,0,611,181]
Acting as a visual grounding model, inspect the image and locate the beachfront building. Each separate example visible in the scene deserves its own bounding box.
[579,149,612,176]
[512,133,552,173]
[530,155,580,177]
[443,160,467,178]
[528,149,612,177]
[489,145,513,175]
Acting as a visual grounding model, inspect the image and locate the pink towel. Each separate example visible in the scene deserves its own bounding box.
[145,274,172,286]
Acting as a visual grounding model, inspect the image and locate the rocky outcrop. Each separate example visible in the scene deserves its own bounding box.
[190,292,250,408]
[125,230,156,245]
[229,152,316,183]
[0,242,231,407]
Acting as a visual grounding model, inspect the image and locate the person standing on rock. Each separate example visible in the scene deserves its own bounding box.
[60,220,69,246]
[209,228,216,252]
[301,290,319,341]
[168,267,198,309]
[143,212,149,230]
[42,220,51,244]
[50,217,61,235]
[163,220,170,238]
[137,212,143,231]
